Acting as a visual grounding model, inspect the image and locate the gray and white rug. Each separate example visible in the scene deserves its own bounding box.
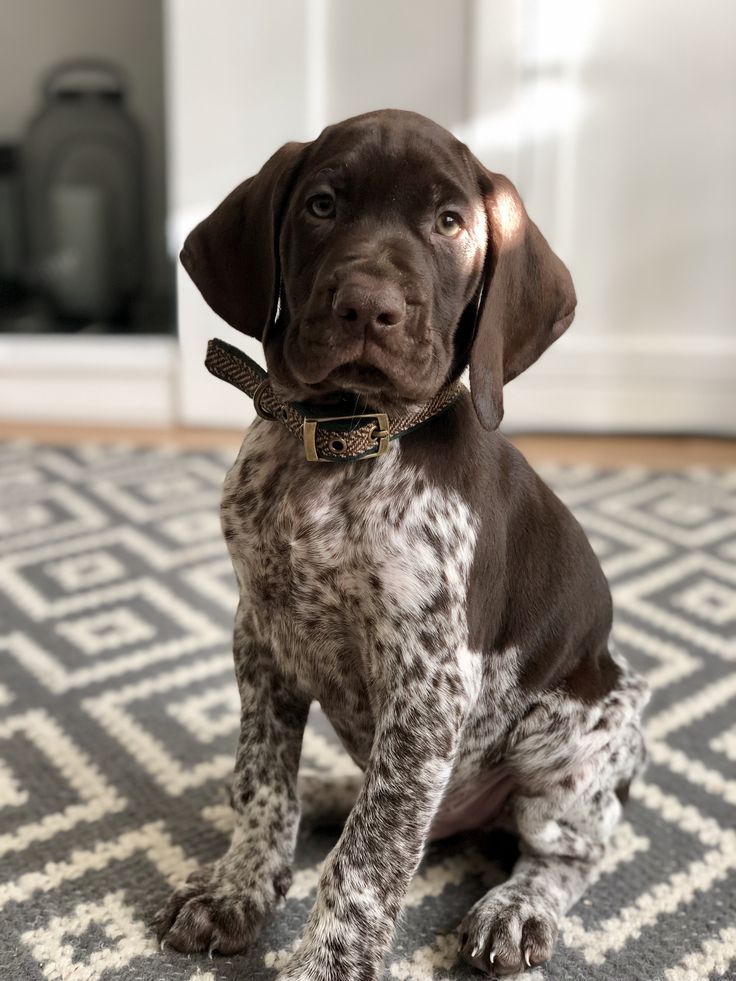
[0,440,735,981]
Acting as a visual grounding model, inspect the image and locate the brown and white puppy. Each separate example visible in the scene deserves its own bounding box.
[154,110,648,979]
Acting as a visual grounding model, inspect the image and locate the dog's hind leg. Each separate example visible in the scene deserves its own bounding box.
[459,783,615,974]
[459,707,646,976]
[153,610,311,956]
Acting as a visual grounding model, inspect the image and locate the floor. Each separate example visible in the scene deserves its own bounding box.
[1,439,734,980]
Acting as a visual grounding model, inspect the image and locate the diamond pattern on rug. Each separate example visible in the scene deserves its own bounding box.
[0,443,734,981]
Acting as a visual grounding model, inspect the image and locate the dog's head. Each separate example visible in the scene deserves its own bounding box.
[181,109,575,429]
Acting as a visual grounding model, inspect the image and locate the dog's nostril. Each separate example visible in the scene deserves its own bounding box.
[376,308,403,327]
[331,291,359,322]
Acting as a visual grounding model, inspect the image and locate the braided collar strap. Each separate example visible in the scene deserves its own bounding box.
[205,338,463,463]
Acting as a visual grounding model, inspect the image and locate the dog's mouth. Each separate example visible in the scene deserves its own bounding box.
[325,362,391,393]
[271,320,443,410]
[275,356,434,417]
[293,361,399,412]
[284,348,447,411]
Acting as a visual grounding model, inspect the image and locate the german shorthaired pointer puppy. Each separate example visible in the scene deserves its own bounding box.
[154,109,649,979]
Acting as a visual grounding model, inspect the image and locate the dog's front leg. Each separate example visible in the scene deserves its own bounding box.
[278,680,467,981]
[154,613,311,955]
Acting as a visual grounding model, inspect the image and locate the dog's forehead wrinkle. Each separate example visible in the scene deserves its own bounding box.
[308,166,345,189]
[429,178,475,208]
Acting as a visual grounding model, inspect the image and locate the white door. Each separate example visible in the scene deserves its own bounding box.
[168,0,736,433]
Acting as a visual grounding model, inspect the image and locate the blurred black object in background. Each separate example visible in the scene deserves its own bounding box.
[0,144,24,305]
[24,60,145,325]
[0,0,172,336]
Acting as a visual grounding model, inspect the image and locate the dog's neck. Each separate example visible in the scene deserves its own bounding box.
[205,337,464,464]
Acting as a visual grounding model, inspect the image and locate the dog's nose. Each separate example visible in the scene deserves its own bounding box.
[332,279,406,330]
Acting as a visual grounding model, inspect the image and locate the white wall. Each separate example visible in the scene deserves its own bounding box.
[165,0,318,427]
[325,0,470,128]
[169,0,736,433]
[0,0,170,299]
[498,0,736,431]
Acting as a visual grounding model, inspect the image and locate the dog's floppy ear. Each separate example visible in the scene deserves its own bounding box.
[469,168,576,430]
[179,141,309,339]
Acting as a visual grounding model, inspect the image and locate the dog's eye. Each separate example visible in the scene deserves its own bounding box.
[307,194,336,219]
[435,212,463,237]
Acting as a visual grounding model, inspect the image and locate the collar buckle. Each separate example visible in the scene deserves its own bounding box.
[303,412,390,462]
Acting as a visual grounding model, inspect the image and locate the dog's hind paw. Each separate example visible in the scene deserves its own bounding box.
[458,889,558,976]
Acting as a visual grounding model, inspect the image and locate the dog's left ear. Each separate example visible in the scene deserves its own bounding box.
[469,168,576,430]
[180,141,310,340]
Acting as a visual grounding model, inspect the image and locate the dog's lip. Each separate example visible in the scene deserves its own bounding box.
[292,366,393,404]
[289,351,391,391]
[287,347,442,403]
[327,362,389,388]
[288,370,437,413]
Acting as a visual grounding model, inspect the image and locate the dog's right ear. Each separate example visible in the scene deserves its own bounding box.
[180,141,310,339]
[468,169,576,431]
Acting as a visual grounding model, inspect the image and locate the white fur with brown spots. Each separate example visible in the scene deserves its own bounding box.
[154,418,648,980]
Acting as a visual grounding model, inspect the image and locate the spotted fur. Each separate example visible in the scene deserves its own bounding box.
[158,108,647,980]
[155,412,649,980]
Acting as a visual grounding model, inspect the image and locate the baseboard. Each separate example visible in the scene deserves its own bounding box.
[501,334,736,435]
[0,334,178,427]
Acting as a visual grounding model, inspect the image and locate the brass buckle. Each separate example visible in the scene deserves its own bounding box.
[303,412,390,462]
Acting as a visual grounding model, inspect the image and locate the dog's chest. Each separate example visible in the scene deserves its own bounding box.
[222,422,478,760]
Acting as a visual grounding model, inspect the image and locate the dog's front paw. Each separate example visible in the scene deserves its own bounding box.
[154,861,289,956]
[458,888,558,976]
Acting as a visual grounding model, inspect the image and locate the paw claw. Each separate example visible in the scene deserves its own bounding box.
[459,890,558,975]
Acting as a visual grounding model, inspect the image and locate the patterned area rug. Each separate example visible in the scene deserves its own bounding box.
[0,440,735,981]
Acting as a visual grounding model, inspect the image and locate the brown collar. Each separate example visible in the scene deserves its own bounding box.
[205,338,464,462]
